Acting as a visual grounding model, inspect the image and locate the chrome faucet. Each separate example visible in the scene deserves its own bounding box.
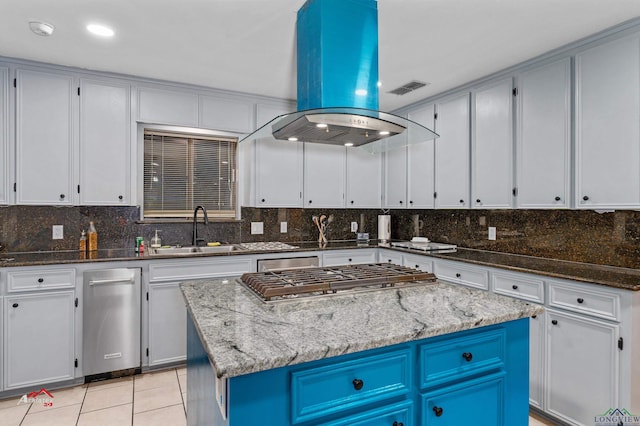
[192,205,209,246]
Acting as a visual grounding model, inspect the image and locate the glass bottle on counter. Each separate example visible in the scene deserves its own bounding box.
[79,230,87,252]
[88,221,98,251]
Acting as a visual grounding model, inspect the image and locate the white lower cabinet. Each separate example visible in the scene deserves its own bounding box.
[402,253,433,273]
[545,308,619,425]
[528,311,544,410]
[322,250,378,267]
[4,291,75,389]
[148,283,187,366]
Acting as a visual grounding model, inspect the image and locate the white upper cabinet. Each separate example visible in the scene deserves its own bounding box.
[383,145,407,208]
[345,148,381,208]
[434,93,470,209]
[516,59,571,208]
[255,139,303,207]
[16,69,76,205]
[0,67,7,205]
[304,143,345,208]
[199,95,252,133]
[472,78,514,209]
[79,79,131,205]
[137,87,198,126]
[575,35,640,209]
[407,104,435,209]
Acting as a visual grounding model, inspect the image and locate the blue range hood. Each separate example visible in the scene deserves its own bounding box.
[241,0,438,152]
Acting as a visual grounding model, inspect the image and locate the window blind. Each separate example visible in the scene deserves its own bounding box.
[143,130,236,218]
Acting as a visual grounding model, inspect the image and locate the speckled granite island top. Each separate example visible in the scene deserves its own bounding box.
[181,278,542,379]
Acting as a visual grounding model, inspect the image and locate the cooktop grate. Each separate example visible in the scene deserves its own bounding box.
[240,263,437,302]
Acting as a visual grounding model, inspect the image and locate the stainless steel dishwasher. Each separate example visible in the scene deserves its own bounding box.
[83,268,141,379]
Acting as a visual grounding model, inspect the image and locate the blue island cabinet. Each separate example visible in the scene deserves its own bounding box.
[187,317,529,426]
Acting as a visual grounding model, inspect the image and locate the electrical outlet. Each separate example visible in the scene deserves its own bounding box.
[52,225,64,240]
[251,222,264,235]
[488,227,496,240]
[280,222,287,233]
[351,222,358,232]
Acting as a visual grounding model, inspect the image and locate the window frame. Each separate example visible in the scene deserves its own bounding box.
[137,124,240,222]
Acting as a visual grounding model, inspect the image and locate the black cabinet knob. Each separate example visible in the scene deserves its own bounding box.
[308,200,312,204]
[38,278,44,283]
[433,406,443,417]
[512,285,518,290]
[350,200,354,204]
[393,422,404,426]
[261,198,265,203]
[462,352,473,362]
[348,258,352,262]
[476,199,481,203]
[555,196,561,201]
[60,194,65,199]
[459,199,464,204]
[352,378,364,390]
[455,273,461,278]
[577,298,584,304]
[409,200,413,204]
[583,195,589,201]
[415,265,419,269]
[118,195,123,200]
[388,259,392,263]
[552,319,558,325]
[532,315,537,319]
[12,303,18,308]
[399,200,403,204]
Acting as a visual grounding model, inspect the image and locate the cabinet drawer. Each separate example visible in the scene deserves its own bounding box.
[491,272,544,303]
[7,269,75,292]
[379,249,403,266]
[548,279,620,321]
[149,257,253,282]
[419,328,505,388]
[320,400,413,426]
[433,260,489,290]
[291,349,411,423]
[403,253,433,273]
[322,250,377,266]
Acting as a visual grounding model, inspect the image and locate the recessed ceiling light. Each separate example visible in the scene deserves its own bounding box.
[288,137,298,142]
[344,142,354,147]
[315,123,328,128]
[87,24,114,37]
[379,131,390,136]
[29,21,55,37]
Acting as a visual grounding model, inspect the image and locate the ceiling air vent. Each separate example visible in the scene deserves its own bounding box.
[388,80,429,95]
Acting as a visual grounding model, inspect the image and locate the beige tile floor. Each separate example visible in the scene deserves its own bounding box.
[0,366,556,425]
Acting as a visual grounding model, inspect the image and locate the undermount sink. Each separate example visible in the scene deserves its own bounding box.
[149,245,240,255]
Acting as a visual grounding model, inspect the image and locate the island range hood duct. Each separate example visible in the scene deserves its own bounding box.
[241,0,438,152]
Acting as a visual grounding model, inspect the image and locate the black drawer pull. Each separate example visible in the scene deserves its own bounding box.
[352,378,364,390]
[38,278,44,283]
[583,195,589,201]
[261,198,265,203]
[577,298,584,304]
[512,284,518,290]
[118,195,123,200]
[532,315,537,319]
[308,200,312,204]
[348,258,352,262]
[12,303,18,308]
[60,194,65,199]
[555,196,561,201]
[433,406,443,417]
[399,200,403,204]
[350,200,354,204]
[459,199,464,204]
[476,199,481,203]
[552,319,558,325]
[455,273,461,278]
[462,352,473,362]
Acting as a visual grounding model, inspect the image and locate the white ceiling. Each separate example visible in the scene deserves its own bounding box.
[2,0,640,111]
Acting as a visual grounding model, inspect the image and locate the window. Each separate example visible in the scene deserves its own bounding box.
[143,130,237,219]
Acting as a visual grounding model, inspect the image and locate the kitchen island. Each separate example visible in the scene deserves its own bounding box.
[182,276,542,426]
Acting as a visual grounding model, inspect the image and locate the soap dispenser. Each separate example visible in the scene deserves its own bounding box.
[150,230,161,248]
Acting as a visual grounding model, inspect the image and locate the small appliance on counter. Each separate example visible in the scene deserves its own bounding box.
[378,214,391,242]
[392,237,457,253]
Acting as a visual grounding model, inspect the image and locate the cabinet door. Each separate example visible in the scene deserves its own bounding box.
[0,67,7,205]
[528,311,544,410]
[422,373,505,425]
[304,143,345,208]
[407,104,435,209]
[545,309,619,425]
[255,139,303,207]
[345,148,381,208]
[472,79,513,209]
[516,59,571,208]
[4,291,75,389]
[575,35,640,209]
[79,79,130,205]
[148,283,186,366]
[403,253,433,273]
[137,87,198,126]
[435,94,470,209]
[16,69,75,205]
[383,146,407,208]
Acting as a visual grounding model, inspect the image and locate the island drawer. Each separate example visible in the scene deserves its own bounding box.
[291,349,412,424]
[548,279,620,322]
[491,271,544,303]
[419,327,506,389]
[433,260,489,290]
[318,400,413,426]
[7,268,76,292]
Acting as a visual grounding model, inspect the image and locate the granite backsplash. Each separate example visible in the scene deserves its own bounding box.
[1,205,639,269]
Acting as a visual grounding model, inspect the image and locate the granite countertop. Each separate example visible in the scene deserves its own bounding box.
[180,278,542,379]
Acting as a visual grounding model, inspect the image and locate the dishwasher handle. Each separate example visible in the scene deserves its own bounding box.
[89,278,135,286]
